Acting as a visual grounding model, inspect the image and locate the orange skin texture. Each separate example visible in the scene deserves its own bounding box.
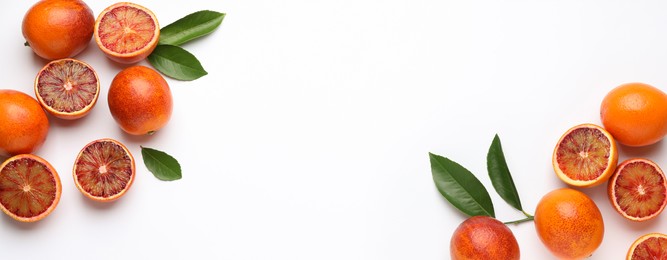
[108,66,173,135]
[600,82,667,147]
[0,89,49,156]
[535,188,604,260]
[450,216,520,260]
[94,2,159,64]
[22,0,94,60]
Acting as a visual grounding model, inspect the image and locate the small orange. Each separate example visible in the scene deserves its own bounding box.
[450,216,520,260]
[627,233,667,259]
[0,89,50,156]
[552,123,618,187]
[22,0,94,60]
[600,82,667,147]
[0,154,62,222]
[94,2,160,64]
[534,188,604,259]
[108,66,173,135]
[34,58,100,120]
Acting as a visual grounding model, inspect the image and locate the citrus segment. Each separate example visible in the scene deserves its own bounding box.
[627,233,667,260]
[94,2,159,64]
[73,138,135,202]
[608,158,667,221]
[0,154,61,222]
[0,89,49,156]
[552,123,618,187]
[534,188,604,259]
[34,58,100,120]
[600,82,667,147]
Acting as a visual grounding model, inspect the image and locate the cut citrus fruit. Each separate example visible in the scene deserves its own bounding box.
[627,233,667,259]
[608,158,667,221]
[552,123,618,187]
[73,138,135,202]
[0,154,61,222]
[94,2,160,64]
[34,58,100,120]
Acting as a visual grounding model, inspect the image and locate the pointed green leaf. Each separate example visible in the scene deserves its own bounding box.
[430,153,495,217]
[487,134,523,211]
[141,146,182,181]
[148,44,207,81]
[159,10,225,46]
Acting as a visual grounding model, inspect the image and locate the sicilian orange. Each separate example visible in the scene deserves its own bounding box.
[73,138,135,202]
[22,0,94,60]
[450,216,520,260]
[34,58,100,120]
[107,66,173,135]
[608,158,667,222]
[94,2,160,64]
[0,89,49,156]
[600,82,667,147]
[0,154,61,222]
[627,233,667,259]
[552,123,618,187]
[534,188,604,259]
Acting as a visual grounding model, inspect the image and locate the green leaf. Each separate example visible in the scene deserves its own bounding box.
[430,153,495,217]
[141,146,182,181]
[159,10,225,46]
[487,134,523,211]
[148,45,207,81]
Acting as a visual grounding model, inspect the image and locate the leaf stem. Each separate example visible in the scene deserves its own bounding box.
[521,210,534,218]
[503,216,534,225]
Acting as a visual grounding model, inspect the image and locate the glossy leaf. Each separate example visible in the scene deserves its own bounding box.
[159,10,225,46]
[141,146,182,181]
[148,45,207,81]
[487,134,523,211]
[430,153,495,217]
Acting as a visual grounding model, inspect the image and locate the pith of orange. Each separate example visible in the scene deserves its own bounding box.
[552,123,618,187]
[600,82,667,147]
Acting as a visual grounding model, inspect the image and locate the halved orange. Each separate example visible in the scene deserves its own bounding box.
[94,2,160,64]
[34,58,100,120]
[552,123,618,187]
[73,138,135,202]
[608,158,667,221]
[627,233,667,259]
[0,154,61,222]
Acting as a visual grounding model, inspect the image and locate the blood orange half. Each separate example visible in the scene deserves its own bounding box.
[627,233,667,259]
[94,2,159,64]
[608,158,667,221]
[0,154,61,222]
[552,123,619,187]
[34,58,100,120]
[73,138,135,202]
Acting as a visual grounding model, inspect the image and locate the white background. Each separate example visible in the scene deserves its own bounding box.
[2,0,667,259]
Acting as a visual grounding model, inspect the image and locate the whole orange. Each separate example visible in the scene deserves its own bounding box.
[0,89,49,156]
[600,82,667,147]
[22,0,94,60]
[450,216,520,260]
[108,66,173,135]
[534,188,604,259]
